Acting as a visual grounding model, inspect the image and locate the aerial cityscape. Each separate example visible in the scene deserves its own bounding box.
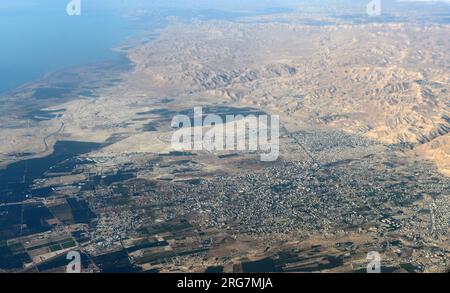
[0,0,449,274]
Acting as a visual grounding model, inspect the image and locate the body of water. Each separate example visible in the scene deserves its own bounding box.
[0,1,146,94]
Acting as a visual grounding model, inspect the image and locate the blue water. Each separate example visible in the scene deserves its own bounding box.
[0,1,296,95]
[0,1,140,94]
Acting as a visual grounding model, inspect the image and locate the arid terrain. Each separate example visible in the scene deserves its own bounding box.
[0,5,449,273]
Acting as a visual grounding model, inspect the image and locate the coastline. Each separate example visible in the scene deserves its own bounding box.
[0,23,164,170]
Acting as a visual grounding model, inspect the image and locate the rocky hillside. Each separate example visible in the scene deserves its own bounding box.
[128,20,450,175]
